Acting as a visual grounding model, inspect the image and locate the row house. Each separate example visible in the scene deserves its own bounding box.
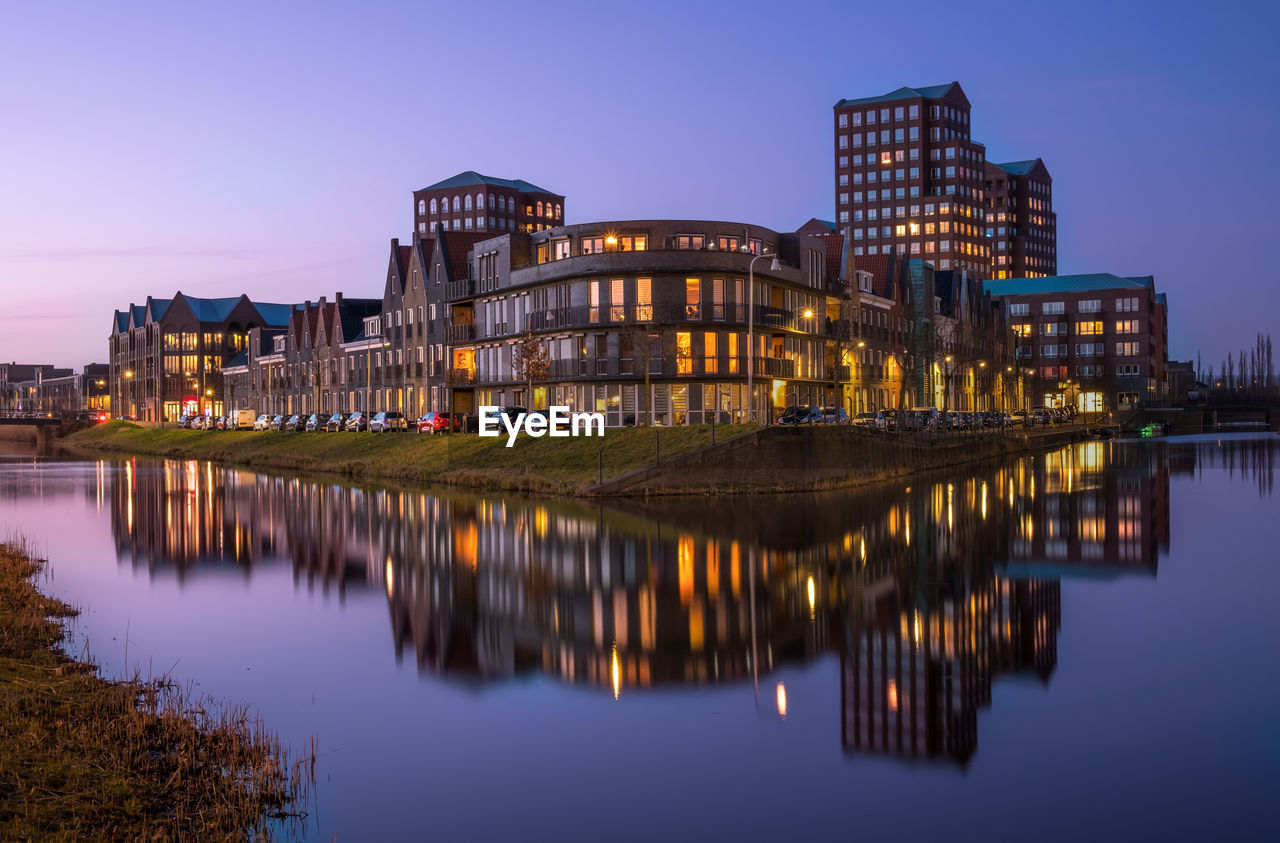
[109,293,295,422]
[983,273,1169,412]
[223,294,382,417]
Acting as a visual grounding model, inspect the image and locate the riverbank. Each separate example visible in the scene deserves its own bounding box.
[64,420,752,495]
[61,420,1089,496]
[0,539,309,839]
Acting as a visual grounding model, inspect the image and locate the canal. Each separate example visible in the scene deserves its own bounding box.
[0,434,1276,840]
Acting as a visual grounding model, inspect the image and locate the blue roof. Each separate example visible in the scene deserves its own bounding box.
[224,350,249,369]
[837,82,957,108]
[994,159,1041,175]
[114,311,129,333]
[255,302,298,328]
[420,170,557,195]
[183,295,244,323]
[983,273,1156,296]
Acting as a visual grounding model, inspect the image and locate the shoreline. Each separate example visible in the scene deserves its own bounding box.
[57,420,1087,497]
[0,539,310,839]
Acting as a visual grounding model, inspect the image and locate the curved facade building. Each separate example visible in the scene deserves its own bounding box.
[445,220,843,425]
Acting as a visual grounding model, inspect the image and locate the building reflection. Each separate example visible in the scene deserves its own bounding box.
[99,436,1280,766]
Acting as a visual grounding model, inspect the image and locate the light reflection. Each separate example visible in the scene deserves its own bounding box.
[776,682,787,719]
[75,433,1260,765]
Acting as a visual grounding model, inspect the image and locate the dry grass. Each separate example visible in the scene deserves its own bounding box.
[0,538,313,840]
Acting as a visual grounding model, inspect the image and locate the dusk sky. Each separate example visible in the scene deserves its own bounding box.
[2,0,1276,370]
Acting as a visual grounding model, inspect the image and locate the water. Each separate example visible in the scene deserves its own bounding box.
[0,435,1276,841]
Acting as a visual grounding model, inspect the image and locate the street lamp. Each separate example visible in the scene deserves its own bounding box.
[747,250,782,425]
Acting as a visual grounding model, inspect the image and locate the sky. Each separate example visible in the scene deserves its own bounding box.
[1,0,1277,371]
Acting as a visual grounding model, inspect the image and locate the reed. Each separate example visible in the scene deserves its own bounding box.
[0,537,314,840]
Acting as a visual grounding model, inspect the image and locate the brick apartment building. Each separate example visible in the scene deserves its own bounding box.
[832,82,1055,282]
[412,171,565,237]
[983,273,1169,413]
[984,159,1057,278]
[109,293,296,422]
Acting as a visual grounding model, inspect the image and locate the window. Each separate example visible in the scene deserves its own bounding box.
[618,235,646,251]
[894,106,904,120]
[581,236,605,254]
[703,332,717,373]
[452,196,461,212]
[429,198,437,213]
[1008,303,1030,317]
[1115,342,1141,356]
[675,234,705,250]
[908,104,918,119]
[1012,323,1032,338]
[554,239,571,260]
[417,199,425,215]
[1115,320,1139,334]
[1042,301,1065,315]
[676,332,693,374]
[1076,320,1104,336]
[1116,296,1140,312]
[685,278,701,319]
[1040,322,1065,336]
[636,278,652,321]
[716,235,740,251]
[610,278,625,321]
[838,113,848,128]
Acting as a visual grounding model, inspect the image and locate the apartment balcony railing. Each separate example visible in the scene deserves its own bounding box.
[753,356,795,379]
[521,303,822,336]
[446,323,476,343]
[447,368,475,385]
[444,279,475,302]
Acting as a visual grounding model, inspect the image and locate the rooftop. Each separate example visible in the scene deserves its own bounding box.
[418,170,557,195]
[994,159,1042,175]
[836,82,958,108]
[983,273,1156,296]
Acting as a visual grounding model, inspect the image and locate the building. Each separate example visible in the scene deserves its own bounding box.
[222,294,382,417]
[411,171,565,237]
[983,273,1169,412]
[1,363,64,411]
[832,82,1056,283]
[833,82,992,277]
[109,292,297,422]
[442,221,840,425]
[984,159,1057,278]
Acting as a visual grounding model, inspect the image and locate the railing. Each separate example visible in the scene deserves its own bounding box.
[753,357,795,379]
[521,303,822,335]
[447,368,475,385]
[444,279,475,302]
[446,323,476,343]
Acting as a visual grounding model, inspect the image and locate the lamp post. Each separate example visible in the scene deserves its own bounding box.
[747,250,781,425]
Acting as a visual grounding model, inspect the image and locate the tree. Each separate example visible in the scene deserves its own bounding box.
[512,333,550,408]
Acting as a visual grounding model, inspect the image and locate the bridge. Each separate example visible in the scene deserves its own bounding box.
[0,414,90,445]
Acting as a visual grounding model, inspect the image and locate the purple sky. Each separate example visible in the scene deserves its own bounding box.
[1,0,1276,371]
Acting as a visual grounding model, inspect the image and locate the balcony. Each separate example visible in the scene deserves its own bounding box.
[522,303,825,334]
[447,368,475,385]
[446,323,476,343]
[752,357,796,379]
[444,279,475,302]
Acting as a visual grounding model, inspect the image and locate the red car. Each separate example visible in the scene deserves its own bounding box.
[416,412,461,434]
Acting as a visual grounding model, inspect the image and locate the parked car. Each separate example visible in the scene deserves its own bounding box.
[269,414,285,431]
[369,411,407,433]
[253,414,271,431]
[305,414,322,432]
[778,405,821,426]
[417,411,461,434]
[176,414,193,429]
[284,414,303,432]
[324,413,346,433]
[344,412,368,433]
[820,407,851,425]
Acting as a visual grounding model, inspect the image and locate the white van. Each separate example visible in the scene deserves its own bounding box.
[232,409,257,430]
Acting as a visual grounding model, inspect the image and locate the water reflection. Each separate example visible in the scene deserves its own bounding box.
[10,435,1277,769]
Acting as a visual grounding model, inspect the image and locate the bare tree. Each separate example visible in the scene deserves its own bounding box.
[512,333,550,408]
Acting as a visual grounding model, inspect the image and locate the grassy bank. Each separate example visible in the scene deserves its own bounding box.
[0,539,310,839]
[65,421,753,494]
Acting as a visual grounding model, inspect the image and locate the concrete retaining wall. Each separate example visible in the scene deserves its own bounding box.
[590,426,1082,496]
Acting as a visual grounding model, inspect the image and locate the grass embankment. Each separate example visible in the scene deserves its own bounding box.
[66,421,753,494]
[0,539,310,839]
